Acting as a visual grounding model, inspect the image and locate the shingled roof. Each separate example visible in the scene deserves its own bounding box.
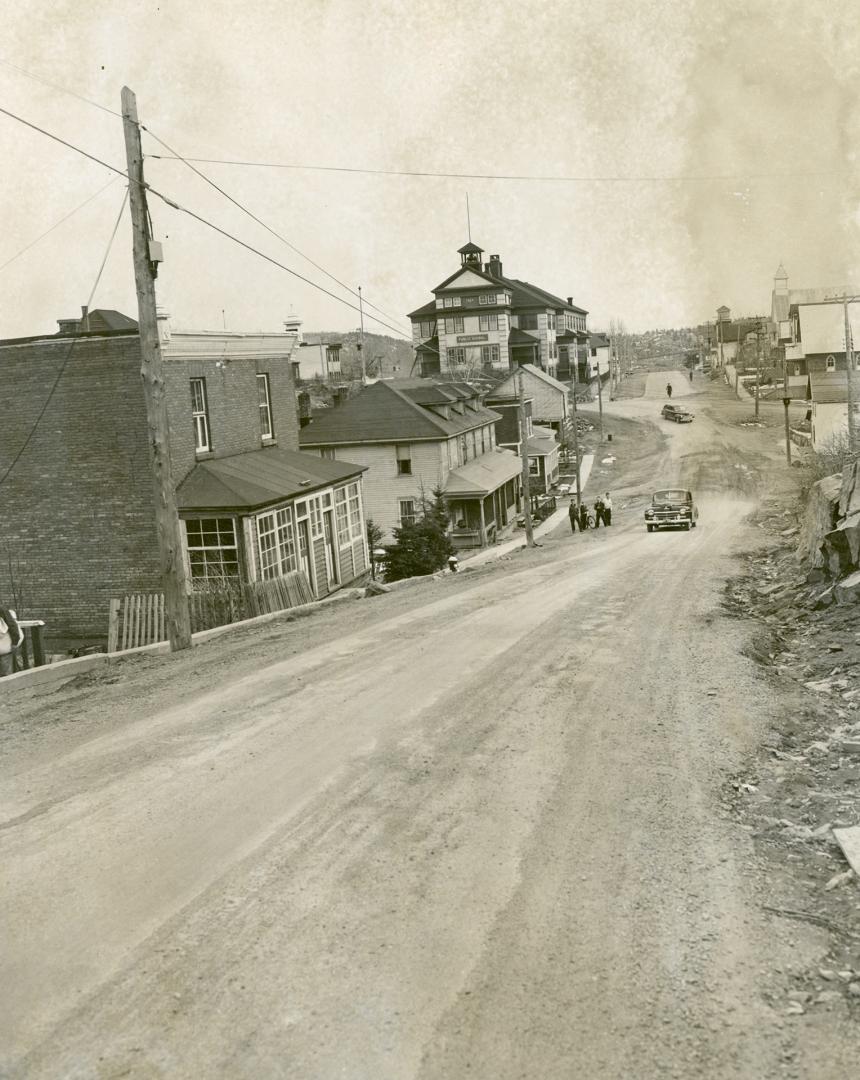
[298,379,501,446]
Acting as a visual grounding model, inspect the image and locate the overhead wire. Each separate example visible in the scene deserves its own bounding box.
[145,154,841,184]
[0,61,411,333]
[142,125,411,334]
[0,104,409,338]
[0,176,119,273]
[0,186,129,488]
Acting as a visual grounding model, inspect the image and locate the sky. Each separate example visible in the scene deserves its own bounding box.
[1,0,859,340]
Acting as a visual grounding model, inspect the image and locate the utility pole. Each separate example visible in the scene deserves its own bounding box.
[844,293,856,452]
[357,286,366,384]
[782,346,792,466]
[754,323,762,419]
[596,358,604,440]
[570,378,582,509]
[517,370,535,548]
[121,87,192,651]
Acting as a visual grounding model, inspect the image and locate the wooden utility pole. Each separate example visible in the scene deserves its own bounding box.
[358,286,366,384]
[754,323,762,419]
[570,381,582,508]
[844,294,856,452]
[517,370,535,547]
[596,359,604,440]
[782,349,792,466]
[121,87,191,651]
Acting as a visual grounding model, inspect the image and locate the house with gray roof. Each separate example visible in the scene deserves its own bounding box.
[299,378,522,549]
[408,241,588,380]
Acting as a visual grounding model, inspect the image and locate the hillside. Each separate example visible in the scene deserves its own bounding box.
[305,331,414,380]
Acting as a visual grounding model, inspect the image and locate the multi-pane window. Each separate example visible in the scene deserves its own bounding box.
[479,314,498,332]
[257,373,273,440]
[826,355,836,371]
[519,314,538,331]
[449,347,466,365]
[445,316,465,334]
[348,483,362,536]
[529,457,541,476]
[418,319,437,339]
[335,483,363,546]
[399,499,417,527]
[190,378,211,452]
[396,444,412,475]
[301,496,323,539]
[185,518,239,580]
[481,345,500,365]
[479,294,496,305]
[442,296,462,309]
[257,506,297,580]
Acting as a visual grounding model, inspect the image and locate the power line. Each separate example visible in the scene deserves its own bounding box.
[0,104,410,338]
[0,57,123,119]
[147,154,843,184]
[0,187,129,488]
[141,125,410,334]
[0,176,119,273]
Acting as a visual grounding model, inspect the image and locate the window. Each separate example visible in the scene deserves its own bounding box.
[257,373,273,440]
[460,434,468,462]
[479,293,497,305]
[479,314,498,331]
[480,344,499,366]
[548,314,557,330]
[256,506,297,580]
[445,316,465,334]
[418,319,436,339]
[399,498,417,527]
[529,457,540,476]
[190,378,211,452]
[519,314,538,331]
[335,485,362,548]
[185,518,239,580]
[449,347,466,365]
[826,355,836,371]
[348,482,362,537]
[309,497,324,539]
[396,444,412,475]
[442,296,462,309]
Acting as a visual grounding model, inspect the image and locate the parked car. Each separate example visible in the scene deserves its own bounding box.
[661,403,694,422]
[645,488,698,532]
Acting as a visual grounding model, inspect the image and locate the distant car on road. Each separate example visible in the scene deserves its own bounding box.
[645,489,699,532]
[661,404,694,423]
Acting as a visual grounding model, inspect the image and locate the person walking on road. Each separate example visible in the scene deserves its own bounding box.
[689,368,694,382]
[568,500,579,534]
[666,382,673,398]
[603,492,613,526]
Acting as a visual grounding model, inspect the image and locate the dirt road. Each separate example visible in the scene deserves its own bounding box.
[2,374,855,1078]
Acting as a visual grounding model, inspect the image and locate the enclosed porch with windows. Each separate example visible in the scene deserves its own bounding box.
[444,449,522,549]
[177,446,368,601]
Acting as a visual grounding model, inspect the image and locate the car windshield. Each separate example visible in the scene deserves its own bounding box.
[653,489,689,504]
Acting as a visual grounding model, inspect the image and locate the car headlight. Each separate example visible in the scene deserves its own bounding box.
[645,509,655,518]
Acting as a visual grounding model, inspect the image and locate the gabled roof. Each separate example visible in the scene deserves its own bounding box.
[505,279,586,315]
[497,362,569,395]
[298,379,500,446]
[408,299,438,319]
[177,447,365,511]
[433,264,506,291]
[589,333,610,348]
[809,371,849,403]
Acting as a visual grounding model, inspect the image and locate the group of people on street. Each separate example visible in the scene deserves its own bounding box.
[568,492,613,533]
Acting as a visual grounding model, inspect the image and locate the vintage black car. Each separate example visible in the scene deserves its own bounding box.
[645,489,699,532]
[661,403,694,423]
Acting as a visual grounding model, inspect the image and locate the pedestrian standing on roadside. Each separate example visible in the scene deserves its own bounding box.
[579,501,589,531]
[568,501,579,534]
[594,495,606,528]
[603,492,613,526]
[666,382,673,398]
[689,369,694,382]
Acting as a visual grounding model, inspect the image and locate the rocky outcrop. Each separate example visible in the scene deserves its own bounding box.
[798,462,860,602]
[796,473,841,568]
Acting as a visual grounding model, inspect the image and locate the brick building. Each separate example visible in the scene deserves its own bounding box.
[0,310,368,646]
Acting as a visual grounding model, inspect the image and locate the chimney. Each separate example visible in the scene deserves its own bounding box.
[80,305,90,332]
[297,390,312,426]
[567,297,573,305]
[488,254,503,278]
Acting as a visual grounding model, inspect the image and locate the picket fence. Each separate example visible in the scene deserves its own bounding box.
[107,571,315,652]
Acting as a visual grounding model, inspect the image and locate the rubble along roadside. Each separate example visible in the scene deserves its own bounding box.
[721,476,860,1020]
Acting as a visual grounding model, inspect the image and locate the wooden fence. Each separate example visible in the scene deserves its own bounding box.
[107,571,315,652]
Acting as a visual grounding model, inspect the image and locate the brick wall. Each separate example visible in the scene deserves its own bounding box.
[0,332,300,645]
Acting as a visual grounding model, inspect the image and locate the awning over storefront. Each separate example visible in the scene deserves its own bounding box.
[177,446,365,511]
[444,448,522,497]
